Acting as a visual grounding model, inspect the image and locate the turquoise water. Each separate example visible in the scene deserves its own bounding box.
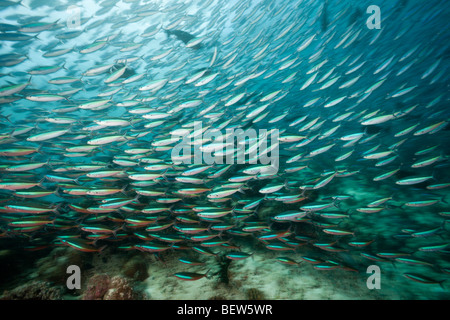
[0,0,449,300]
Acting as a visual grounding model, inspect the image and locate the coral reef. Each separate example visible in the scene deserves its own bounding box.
[103,276,134,300]
[1,280,62,300]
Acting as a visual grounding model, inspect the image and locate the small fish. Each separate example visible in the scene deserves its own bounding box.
[275,257,301,266]
[396,176,434,185]
[173,271,209,281]
[225,251,252,260]
[61,239,106,253]
[403,273,445,288]
[322,229,354,236]
[272,210,307,221]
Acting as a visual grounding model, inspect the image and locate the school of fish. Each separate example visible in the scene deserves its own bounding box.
[0,0,449,290]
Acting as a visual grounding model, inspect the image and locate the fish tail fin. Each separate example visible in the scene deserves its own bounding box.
[283,178,291,190]
[203,178,213,188]
[112,224,125,238]
[431,168,438,181]
[35,145,45,157]
[123,130,131,141]
[66,122,75,134]
[128,117,137,129]
[49,217,57,227]
[333,199,341,209]
[79,73,89,85]
[1,114,12,124]
[38,176,46,189]
[168,203,177,214]
[162,172,170,183]
[53,185,61,197]
[120,184,128,195]
[53,202,64,213]
[44,158,52,169]
[390,192,400,203]
[19,0,29,8]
